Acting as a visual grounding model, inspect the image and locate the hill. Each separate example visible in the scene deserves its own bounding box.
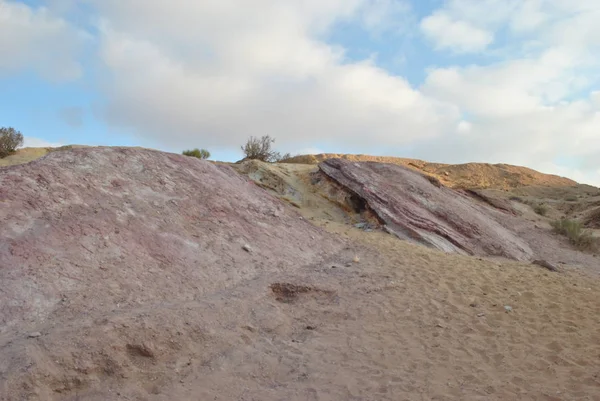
[283,153,578,190]
[1,147,599,400]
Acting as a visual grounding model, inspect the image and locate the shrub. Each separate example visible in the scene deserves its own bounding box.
[534,204,548,216]
[241,135,290,162]
[182,148,210,159]
[0,127,24,158]
[551,219,598,250]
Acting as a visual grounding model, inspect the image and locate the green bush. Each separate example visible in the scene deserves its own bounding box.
[182,148,210,160]
[241,135,290,162]
[0,127,24,158]
[551,219,597,250]
[534,204,548,216]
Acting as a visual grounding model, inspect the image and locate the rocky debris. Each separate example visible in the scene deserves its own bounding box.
[504,306,513,312]
[269,283,335,304]
[27,332,42,339]
[319,159,533,260]
[532,260,559,272]
[242,244,253,253]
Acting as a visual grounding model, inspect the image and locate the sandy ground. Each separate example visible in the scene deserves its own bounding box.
[4,224,600,400]
[1,149,600,400]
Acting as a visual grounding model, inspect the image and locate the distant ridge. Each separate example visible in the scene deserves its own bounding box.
[283,154,577,189]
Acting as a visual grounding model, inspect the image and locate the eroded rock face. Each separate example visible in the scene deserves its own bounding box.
[319,159,532,260]
[0,147,343,330]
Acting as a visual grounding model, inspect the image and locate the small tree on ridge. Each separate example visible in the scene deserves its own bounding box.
[241,135,291,162]
[0,127,24,158]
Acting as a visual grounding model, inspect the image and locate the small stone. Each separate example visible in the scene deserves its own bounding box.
[469,298,478,307]
[242,244,252,253]
[27,332,42,338]
[504,305,513,312]
[477,313,486,317]
[436,323,445,328]
[532,260,559,272]
[353,255,360,263]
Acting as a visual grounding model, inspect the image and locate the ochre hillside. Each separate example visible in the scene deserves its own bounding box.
[284,154,577,190]
[0,147,51,167]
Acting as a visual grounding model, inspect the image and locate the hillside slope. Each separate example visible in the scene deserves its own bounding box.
[0,147,344,399]
[1,147,599,400]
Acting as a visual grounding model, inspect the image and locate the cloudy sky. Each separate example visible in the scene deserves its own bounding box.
[1,0,600,186]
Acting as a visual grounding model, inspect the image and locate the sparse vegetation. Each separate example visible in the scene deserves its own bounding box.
[551,219,598,251]
[0,127,24,158]
[182,148,210,159]
[241,135,291,162]
[565,195,578,202]
[534,204,548,216]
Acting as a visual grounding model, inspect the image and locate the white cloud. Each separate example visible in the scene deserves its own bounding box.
[420,12,493,53]
[23,137,63,148]
[5,0,600,187]
[456,121,471,134]
[92,1,456,153]
[414,1,600,187]
[0,0,84,81]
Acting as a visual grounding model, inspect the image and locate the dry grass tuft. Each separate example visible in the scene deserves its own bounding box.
[551,219,598,251]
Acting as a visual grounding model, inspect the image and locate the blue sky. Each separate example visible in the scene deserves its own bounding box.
[1,0,600,186]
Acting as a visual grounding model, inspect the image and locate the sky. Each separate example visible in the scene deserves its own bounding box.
[1,0,600,186]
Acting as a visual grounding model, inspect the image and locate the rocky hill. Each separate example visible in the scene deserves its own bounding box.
[1,147,599,400]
